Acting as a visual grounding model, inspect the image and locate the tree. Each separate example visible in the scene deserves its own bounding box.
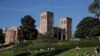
[20,15,38,40]
[88,0,100,19]
[74,17,99,38]
[88,24,100,37]
[0,28,5,44]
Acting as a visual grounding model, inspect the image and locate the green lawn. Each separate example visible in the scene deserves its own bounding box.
[0,40,99,56]
[56,47,95,56]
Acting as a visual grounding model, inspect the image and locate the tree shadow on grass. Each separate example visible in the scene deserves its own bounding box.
[15,52,30,56]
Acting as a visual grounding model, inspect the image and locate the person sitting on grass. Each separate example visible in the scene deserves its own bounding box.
[86,52,91,56]
[76,46,80,50]
[94,45,100,56]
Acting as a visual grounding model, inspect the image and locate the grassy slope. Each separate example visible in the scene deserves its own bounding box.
[0,40,99,56]
[56,47,95,56]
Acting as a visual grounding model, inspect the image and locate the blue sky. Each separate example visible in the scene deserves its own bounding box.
[0,0,94,33]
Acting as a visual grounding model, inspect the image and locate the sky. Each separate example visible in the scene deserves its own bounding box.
[0,0,94,33]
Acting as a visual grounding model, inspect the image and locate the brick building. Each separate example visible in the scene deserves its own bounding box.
[38,11,72,40]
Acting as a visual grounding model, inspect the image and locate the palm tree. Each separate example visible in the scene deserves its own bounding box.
[88,0,100,19]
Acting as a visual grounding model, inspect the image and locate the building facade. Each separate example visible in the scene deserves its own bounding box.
[38,11,72,40]
[39,11,54,34]
[3,11,72,45]
[4,26,18,45]
[60,17,72,40]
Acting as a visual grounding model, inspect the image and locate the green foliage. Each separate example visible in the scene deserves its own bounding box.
[88,24,100,37]
[20,15,38,40]
[32,40,100,56]
[16,40,33,48]
[0,40,100,56]
[88,0,100,18]
[77,40,100,47]
[74,17,99,38]
[0,28,5,44]
[15,52,30,56]
[56,47,95,56]
[37,33,46,40]
[34,52,53,56]
[0,51,14,56]
[37,32,56,41]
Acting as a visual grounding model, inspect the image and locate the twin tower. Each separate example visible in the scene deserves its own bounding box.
[38,11,72,40]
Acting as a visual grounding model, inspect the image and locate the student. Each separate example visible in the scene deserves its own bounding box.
[95,45,99,54]
[86,52,91,56]
[95,45,100,56]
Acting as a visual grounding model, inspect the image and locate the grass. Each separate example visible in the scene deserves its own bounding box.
[0,39,99,56]
[0,51,14,56]
[56,47,95,56]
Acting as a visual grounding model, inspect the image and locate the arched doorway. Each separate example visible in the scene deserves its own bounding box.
[54,33,57,39]
[63,35,65,40]
[58,32,61,40]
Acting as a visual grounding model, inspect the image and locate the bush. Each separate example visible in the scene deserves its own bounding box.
[0,39,100,56]
[15,52,30,56]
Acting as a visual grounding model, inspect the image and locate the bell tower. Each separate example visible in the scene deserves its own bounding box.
[40,11,54,34]
[60,17,72,40]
